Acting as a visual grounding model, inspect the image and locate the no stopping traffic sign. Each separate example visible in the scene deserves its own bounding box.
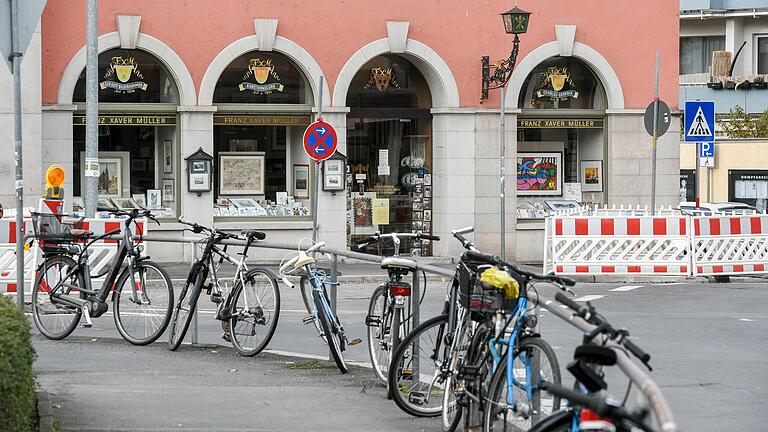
[303,120,337,162]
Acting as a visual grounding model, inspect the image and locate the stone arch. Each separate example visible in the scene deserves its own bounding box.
[57,31,196,106]
[506,41,625,110]
[332,38,460,108]
[199,35,330,107]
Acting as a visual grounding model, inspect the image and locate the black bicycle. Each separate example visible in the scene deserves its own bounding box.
[168,217,280,356]
[31,208,173,345]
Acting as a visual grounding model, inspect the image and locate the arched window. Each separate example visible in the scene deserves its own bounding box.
[347,54,431,109]
[518,57,606,109]
[213,52,309,104]
[72,49,178,103]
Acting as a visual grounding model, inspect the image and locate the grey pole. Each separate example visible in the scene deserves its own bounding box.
[651,51,660,215]
[84,0,99,217]
[11,0,24,307]
[500,85,506,260]
[311,76,324,243]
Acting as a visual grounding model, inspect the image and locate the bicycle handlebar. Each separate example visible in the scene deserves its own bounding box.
[354,232,441,249]
[555,291,651,367]
[539,382,652,432]
[97,207,159,225]
[463,249,576,287]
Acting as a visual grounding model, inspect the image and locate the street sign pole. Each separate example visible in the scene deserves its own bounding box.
[499,85,506,260]
[84,0,98,218]
[11,0,24,307]
[651,51,659,215]
[311,76,323,243]
[695,143,700,207]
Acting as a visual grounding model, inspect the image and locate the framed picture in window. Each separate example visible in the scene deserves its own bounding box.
[580,160,604,192]
[293,164,310,199]
[163,140,173,174]
[79,151,130,197]
[219,152,265,195]
[112,197,140,210]
[147,189,162,209]
[132,194,147,208]
[162,179,175,202]
[517,152,563,196]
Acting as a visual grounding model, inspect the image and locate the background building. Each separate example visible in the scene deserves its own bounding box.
[680,0,768,211]
[0,0,680,262]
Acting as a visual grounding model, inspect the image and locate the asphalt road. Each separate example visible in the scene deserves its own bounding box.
[32,278,768,431]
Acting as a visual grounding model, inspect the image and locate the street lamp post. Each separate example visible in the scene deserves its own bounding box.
[481,5,530,260]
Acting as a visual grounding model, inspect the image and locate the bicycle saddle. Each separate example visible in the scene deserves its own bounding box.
[242,229,266,240]
[380,257,417,270]
[69,229,93,238]
[294,251,315,269]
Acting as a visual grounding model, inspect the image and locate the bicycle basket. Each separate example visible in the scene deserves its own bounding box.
[457,262,519,313]
[31,213,84,243]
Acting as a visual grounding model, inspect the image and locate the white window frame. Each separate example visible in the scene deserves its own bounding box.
[754,34,768,75]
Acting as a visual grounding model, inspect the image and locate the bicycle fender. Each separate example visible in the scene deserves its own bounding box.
[528,408,577,432]
[245,266,279,283]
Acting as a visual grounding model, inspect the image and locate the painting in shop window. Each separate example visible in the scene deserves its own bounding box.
[517,152,562,196]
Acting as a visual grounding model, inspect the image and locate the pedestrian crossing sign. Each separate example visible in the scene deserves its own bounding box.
[684,101,715,142]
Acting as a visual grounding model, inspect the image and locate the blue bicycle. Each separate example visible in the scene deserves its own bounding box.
[279,241,353,373]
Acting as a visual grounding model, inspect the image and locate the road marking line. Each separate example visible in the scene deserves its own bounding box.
[738,318,755,322]
[264,348,373,369]
[574,295,606,302]
[610,285,642,292]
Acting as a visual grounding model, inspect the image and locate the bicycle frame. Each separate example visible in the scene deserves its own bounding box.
[49,217,144,314]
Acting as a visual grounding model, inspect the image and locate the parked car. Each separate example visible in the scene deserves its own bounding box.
[678,202,760,216]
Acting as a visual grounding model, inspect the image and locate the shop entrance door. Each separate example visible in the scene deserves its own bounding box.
[346,116,432,256]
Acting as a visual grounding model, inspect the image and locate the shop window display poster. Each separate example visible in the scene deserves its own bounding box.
[372,198,390,225]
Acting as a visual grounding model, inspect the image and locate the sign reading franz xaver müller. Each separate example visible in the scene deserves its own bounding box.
[73,114,177,126]
[213,114,312,126]
[517,118,604,129]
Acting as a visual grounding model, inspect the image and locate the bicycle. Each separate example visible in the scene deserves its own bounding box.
[355,232,440,385]
[168,217,280,356]
[387,227,571,432]
[530,292,666,432]
[279,241,358,373]
[31,208,173,345]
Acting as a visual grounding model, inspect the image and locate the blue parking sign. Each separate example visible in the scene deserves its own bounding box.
[684,101,715,142]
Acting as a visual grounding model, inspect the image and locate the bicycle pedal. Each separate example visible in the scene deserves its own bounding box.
[364,314,381,326]
[401,369,413,380]
[302,315,315,324]
[210,293,223,304]
[457,365,482,380]
[348,338,362,346]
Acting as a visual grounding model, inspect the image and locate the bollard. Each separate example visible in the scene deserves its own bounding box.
[190,241,198,345]
[329,254,338,362]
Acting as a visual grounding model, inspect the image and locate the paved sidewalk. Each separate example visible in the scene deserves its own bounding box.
[34,335,441,432]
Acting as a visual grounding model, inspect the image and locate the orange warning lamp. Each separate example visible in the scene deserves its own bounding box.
[45,165,65,200]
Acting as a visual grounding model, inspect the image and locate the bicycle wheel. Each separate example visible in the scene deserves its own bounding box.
[460,319,494,432]
[484,337,562,432]
[168,269,203,351]
[113,261,174,346]
[442,315,476,432]
[388,314,451,418]
[299,275,313,315]
[313,288,348,373]
[366,285,392,383]
[227,268,280,357]
[32,254,83,340]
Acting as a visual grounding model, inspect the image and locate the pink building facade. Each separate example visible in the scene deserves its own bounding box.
[23,0,680,260]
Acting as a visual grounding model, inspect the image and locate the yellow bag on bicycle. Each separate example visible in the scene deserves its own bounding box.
[480,267,520,300]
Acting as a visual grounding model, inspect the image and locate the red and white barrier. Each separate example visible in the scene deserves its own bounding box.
[545,213,768,277]
[0,217,148,295]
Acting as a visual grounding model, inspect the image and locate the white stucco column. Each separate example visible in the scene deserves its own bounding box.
[314,107,349,252]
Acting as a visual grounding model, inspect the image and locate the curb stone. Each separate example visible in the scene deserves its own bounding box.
[37,390,54,432]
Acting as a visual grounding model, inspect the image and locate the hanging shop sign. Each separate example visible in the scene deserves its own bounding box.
[364,67,400,91]
[517,118,603,129]
[73,114,177,126]
[101,56,148,93]
[239,58,284,94]
[535,67,578,101]
[213,114,311,126]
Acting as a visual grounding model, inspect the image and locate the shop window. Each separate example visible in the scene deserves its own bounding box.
[680,170,696,203]
[679,36,724,75]
[213,52,308,104]
[72,49,178,103]
[346,54,434,256]
[729,170,768,213]
[518,56,606,109]
[213,52,313,218]
[71,49,179,217]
